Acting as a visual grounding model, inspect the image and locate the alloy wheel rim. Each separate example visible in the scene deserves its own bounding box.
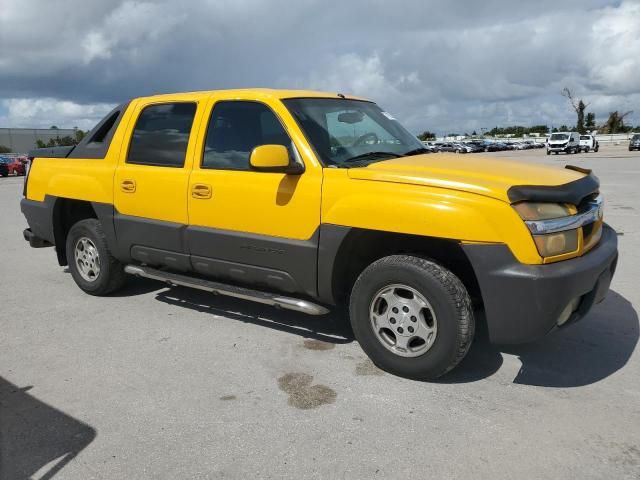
[369,284,438,358]
[74,237,101,282]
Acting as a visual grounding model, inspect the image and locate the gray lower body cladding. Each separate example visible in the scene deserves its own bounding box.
[463,224,618,344]
[20,196,345,302]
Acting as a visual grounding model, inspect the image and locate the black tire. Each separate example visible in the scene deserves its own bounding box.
[349,255,474,380]
[546,149,551,155]
[65,218,126,295]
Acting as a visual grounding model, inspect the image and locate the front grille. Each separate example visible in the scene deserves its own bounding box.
[583,221,595,238]
[578,192,602,253]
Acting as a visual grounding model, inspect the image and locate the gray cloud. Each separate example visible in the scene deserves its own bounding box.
[1,0,638,132]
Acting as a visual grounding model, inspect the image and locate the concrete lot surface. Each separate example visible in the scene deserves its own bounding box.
[1,145,638,479]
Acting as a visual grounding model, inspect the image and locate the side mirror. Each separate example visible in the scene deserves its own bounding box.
[249,145,303,174]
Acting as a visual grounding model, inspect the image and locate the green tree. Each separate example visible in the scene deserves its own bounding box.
[35,132,87,149]
[0,144,11,153]
[74,129,86,143]
[417,130,436,141]
[585,112,596,130]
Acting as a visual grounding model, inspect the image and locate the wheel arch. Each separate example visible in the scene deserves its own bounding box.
[49,197,123,267]
[318,226,481,307]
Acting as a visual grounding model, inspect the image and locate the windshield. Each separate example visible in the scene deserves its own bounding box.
[633,134,640,140]
[282,98,425,167]
[550,133,569,141]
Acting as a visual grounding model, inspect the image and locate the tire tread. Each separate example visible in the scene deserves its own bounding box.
[350,254,475,379]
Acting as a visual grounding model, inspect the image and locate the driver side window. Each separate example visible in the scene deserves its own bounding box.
[202,101,291,170]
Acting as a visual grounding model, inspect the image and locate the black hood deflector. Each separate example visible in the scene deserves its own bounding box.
[507,169,599,205]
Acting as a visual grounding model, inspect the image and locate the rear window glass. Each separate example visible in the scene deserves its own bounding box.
[127,103,196,167]
[580,136,590,140]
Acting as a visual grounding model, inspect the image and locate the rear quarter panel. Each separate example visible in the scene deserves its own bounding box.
[26,101,138,203]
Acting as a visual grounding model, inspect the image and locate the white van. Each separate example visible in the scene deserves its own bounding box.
[547,132,580,155]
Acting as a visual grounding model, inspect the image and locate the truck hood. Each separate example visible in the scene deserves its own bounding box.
[346,154,585,202]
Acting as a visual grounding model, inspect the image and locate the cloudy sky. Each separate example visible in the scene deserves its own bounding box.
[1,0,639,134]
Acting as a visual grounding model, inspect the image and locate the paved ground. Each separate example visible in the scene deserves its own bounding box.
[1,145,638,479]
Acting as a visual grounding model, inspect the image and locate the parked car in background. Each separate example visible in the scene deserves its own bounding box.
[547,132,580,155]
[463,143,483,153]
[453,143,473,153]
[0,156,11,177]
[522,140,541,149]
[422,142,438,152]
[10,157,26,175]
[579,135,599,153]
[629,134,640,151]
[436,142,457,153]
[481,142,502,152]
[0,155,26,176]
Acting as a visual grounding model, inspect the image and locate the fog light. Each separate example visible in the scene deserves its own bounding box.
[533,229,578,257]
[557,297,581,326]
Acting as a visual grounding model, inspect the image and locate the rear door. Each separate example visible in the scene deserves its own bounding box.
[113,99,203,269]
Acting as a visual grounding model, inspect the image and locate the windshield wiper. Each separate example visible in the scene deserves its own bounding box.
[343,151,403,163]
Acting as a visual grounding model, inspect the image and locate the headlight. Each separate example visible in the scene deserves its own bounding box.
[533,230,579,257]
[513,202,579,257]
[513,202,573,221]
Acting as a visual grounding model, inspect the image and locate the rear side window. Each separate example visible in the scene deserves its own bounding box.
[127,103,196,167]
[202,101,291,170]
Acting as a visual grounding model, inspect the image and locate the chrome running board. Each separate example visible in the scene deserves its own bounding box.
[124,265,330,316]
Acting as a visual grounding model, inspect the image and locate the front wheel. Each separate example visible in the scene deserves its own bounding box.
[66,218,126,295]
[349,255,475,380]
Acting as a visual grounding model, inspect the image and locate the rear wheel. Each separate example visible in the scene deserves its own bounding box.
[66,219,126,295]
[349,255,474,380]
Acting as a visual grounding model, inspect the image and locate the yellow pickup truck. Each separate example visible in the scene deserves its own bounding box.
[21,89,618,380]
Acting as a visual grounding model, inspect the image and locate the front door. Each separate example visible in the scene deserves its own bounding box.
[186,98,323,296]
[113,100,202,269]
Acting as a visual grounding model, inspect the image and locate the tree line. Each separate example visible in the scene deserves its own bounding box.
[418,88,637,140]
[35,128,87,148]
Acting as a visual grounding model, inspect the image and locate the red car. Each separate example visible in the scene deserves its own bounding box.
[6,156,27,176]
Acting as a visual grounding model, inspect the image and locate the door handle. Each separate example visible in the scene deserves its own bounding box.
[191,183,212,199]
[120,179,136,193]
